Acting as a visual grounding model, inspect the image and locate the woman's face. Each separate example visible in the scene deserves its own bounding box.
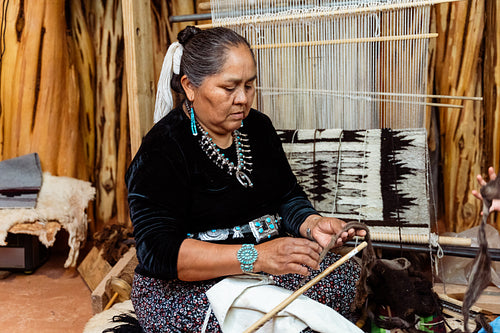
[182,45,257,140]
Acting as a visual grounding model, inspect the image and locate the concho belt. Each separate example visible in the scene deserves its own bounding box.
[187,214,281,243]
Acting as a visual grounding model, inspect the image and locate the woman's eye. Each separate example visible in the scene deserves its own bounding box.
[224,87,235,92]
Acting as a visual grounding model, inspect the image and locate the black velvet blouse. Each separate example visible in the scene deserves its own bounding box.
[125,105,318,280]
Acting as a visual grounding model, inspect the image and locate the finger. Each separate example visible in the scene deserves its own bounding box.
[472,189,483,200]
[347,228,355,238]
[289,239,322,258]
[334,232,349,246]
[296,254,320,271]
[488,167,496,181]
[289,263,312,276]
[491,199,500,213]
[477,175,486,186]
[300,245,321,261]
[304,239,322,254]
[356,229,367,237]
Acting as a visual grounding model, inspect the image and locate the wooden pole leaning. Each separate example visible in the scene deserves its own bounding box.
[243,241,368,333]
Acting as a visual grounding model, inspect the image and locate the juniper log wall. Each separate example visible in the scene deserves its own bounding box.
[433,0,500,231]
[0,0,498,234]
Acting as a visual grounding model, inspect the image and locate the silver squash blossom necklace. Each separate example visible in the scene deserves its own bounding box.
[195,118,254,188]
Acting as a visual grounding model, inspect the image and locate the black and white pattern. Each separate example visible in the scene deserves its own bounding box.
[279,128,431,236]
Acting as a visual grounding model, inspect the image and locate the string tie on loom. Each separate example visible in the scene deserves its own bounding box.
[154,42,184,123]
[429,232,444,258]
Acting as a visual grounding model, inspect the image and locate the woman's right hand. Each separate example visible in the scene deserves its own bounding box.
[253,237,322,276]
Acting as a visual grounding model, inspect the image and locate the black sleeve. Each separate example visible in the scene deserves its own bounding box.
[125,136,189,280]
[278,185,319,236]
[257,113,319,236]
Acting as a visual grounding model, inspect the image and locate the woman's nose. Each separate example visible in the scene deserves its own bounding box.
[234,88,248,104]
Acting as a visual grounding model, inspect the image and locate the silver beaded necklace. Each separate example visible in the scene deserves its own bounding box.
[190,107,254,188]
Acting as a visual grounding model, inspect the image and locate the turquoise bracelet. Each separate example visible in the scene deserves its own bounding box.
[237,244,258,273]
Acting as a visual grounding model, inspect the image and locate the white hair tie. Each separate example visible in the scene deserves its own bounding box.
[173,43,183,75]
[154,42,184,123]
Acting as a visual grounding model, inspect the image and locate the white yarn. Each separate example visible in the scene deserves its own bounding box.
[429,232,444,258]
[172,43,183,75]
[154,42,184,123]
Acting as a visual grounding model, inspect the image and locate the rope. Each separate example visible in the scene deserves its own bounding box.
[429,232,444,258]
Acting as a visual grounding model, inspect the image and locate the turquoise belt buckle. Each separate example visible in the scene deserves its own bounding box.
[249,214,280,242]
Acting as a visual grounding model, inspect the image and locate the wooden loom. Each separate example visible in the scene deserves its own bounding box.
[204,0,480,130]
[204,3,493,328]
[203,0,472,249]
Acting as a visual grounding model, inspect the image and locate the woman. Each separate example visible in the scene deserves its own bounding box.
[126,26,365,332]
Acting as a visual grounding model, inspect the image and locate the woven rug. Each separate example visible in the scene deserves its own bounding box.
[279,128,431,237]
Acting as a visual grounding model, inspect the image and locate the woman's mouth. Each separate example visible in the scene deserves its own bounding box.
[230,112,244,120]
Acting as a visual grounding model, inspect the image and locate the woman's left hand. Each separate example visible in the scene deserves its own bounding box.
[300,215,366,249]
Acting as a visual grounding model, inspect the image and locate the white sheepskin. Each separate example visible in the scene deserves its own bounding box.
[83,300,135,333]
[0,172,95,267]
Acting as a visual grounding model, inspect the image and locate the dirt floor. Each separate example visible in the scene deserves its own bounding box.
[0,239,94,333]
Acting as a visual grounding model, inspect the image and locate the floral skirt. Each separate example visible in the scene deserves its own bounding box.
[131,252,360,333]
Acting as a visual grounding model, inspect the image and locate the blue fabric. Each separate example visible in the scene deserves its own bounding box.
[126,106,318,280]
[479,316,500,333]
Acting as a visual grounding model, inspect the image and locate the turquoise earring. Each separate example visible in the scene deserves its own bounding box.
[241,120,244,128]
[190,107,197,136]
[186,100,198,136]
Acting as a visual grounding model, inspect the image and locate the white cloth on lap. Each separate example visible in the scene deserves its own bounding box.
[206,275,363,333]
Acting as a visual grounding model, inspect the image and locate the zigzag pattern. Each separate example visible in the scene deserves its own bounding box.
[278,128,430,235]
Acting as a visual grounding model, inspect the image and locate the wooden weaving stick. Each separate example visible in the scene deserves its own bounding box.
[251,33,438,50]
[243,241,368,333]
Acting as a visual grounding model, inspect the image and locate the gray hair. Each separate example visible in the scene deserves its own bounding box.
[171,26,255,94]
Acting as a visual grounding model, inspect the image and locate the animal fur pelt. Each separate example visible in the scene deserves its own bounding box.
[346,222,442,333]
[94,224,135,266]
[365,257,442,332]
[102,313,144,333]
[83,300,143,333]
[461,175,500,332]
[0,172,95,267]
[345,222,376,312]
